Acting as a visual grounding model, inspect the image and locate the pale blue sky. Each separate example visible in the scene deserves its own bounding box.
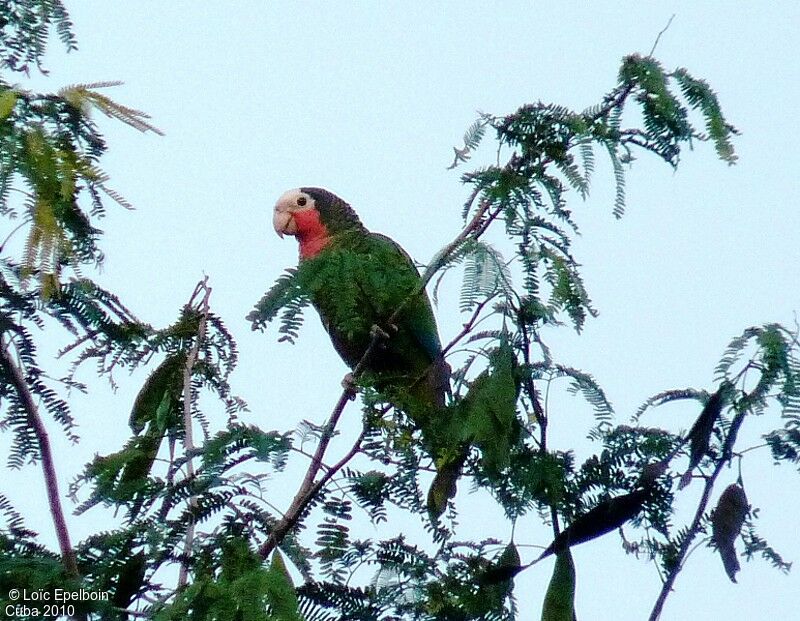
[7,2,800,619]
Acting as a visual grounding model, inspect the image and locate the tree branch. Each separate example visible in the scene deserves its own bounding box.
[441,294,495,357]
[177,277,212,587]
[258,389,364,559]
[0,337,79,576]
[421,198,499,290]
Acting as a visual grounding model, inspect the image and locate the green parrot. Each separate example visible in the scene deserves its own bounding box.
[272,187,456,516]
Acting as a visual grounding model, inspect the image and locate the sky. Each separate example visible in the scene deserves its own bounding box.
[5,1,800,619]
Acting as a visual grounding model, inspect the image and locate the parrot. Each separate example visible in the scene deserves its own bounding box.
[271,187,457,516]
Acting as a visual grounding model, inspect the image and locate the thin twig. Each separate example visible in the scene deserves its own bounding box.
[0,220,28,253]
[734,442,769,456]
[177,277,212,587]
[649,14,676,57]
[520,321,558,536]
[591,83,637,123]
[0,336,79,576]
[57,330,99,358]
[441,294,496,357]
[420,198,497,290]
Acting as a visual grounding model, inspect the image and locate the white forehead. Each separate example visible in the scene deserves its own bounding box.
[275,188,310,206]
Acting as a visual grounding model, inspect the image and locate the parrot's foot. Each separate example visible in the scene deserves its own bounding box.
[369,324,391,341]
[341,372,357,400]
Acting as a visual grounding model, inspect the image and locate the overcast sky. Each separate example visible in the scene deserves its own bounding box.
[6,2,800,619]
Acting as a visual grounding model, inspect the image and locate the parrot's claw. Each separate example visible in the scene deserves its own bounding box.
[341,372,357,399]
[370,324,391,340]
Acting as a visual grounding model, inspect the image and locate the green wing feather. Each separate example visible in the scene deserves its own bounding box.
[298,230,448,410]
[370,233,443,361]
[297,227,458,516]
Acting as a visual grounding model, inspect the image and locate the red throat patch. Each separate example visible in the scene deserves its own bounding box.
[293,209,331,259]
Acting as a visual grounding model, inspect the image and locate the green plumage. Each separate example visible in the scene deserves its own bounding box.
[298,229,448,411]
[293,188,449,419]
[294,188,454,516]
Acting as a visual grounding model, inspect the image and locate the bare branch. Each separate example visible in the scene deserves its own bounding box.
[441,294,496,357]
[0,336,79,576]
[177,276,212,587]
[258,389,362,559]
[649,14,676,57]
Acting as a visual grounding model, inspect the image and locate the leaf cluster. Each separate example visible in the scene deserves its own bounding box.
[0,0,76,75]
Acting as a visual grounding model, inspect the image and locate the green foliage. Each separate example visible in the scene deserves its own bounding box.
[447,117,488,169]
[266,550,303,621]
[458,341,521,473]
[615,55,739,167]
[0,80,159,291]
[247,267,310,343]
[0,259,79,467]
[764,427,800,468]
[0,0,76,74]
[0,530,65,594]
[155,538,302,621]
[672,67,738,163]
[740,519,793,574]
[457,240,513,313]
[347,469,390,524]
[129,351,187,434]
[541,362,614,431]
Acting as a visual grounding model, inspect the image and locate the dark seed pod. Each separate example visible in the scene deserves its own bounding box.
[711,483,748,582]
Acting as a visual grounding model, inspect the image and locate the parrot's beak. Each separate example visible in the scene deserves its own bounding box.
[273,206,297,238]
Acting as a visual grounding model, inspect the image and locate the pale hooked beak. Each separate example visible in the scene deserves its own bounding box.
[273,205,297,238]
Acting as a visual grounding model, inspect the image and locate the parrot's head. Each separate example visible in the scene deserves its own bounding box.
[273,187,364,259]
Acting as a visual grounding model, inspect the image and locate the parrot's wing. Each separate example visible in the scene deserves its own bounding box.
[367,233,443,362]
[366,233,450,408]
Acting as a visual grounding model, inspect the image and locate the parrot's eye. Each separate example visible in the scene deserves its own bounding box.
[297,197,307,207]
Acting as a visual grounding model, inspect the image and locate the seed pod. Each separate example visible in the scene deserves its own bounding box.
[478,542,523,587]
[711,483,748,582]
[541,549,576,621]
[679,385,727,490]
[538,488,650,561]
